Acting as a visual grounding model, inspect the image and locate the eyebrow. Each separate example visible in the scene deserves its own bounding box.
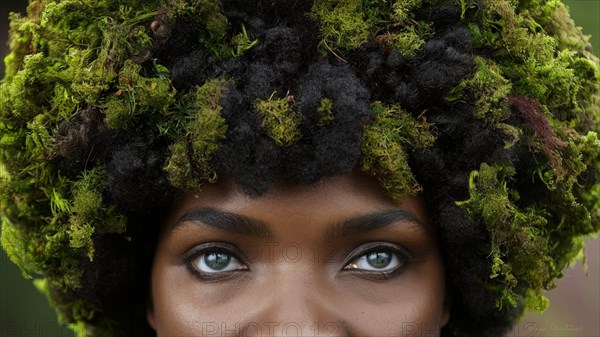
[324,209,427,241]
[171,207,275,239]
[170,207,428,241]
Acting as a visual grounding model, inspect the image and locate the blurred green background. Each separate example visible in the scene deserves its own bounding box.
[1,1,599,336]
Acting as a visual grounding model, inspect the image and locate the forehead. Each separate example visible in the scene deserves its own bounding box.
[162,170,434,240]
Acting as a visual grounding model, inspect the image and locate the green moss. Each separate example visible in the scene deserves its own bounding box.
[3,0,54,80]
[50,188,72,216]
[34,278,101,335]
[45,3,157,103]
[494,122,521,149]
[470,9,557,75]
[231,23,258,57]
[570,131,600,231]
[254,92,302,146]
[518,0,592,54]
[164,142,195,190]
[102,60,176,129]
[310,0,430,57]
[102,96,133,129]
[390,0,422,24]
[387,22,432,58]
[447,56,512,124]
[510,50,581,116]
[68,218,95,259]
[457,163,554,311]
[166,0,230,58]
[310,0,372,53]
[71,187,103,228]
[7,53,69,122]
[571,57,600,105]
[465,0,600,124]
[4,13,36,80]
[456,160,598,312]
[1,217,36,278]
[0,163,9,179]
[66,169,127,260]
[190,0,230,57]
[26,114,59,160]
[186,81,229,180]
[361,102,434,201]
[317,97,335,126]
[49,84,80,123]
[165,78,229,190]
[454,0,479,19]
[66,49,117,104]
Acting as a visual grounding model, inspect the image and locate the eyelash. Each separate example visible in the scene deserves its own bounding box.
[183,242,412,280]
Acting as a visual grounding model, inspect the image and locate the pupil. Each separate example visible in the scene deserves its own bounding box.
[204,252,231,270]
[367,252,391,268]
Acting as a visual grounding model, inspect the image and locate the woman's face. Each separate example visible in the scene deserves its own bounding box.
[148,171,450,336]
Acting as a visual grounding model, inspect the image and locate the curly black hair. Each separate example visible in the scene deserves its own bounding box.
[1,1,598,337]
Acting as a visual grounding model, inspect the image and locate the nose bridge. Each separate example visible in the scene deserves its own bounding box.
[243,262,345,337]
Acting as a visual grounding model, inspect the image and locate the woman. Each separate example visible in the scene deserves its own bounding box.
[1,0,598,336]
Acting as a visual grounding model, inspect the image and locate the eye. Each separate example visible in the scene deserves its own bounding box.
[192,251,248,273]
[183,243,248,278]
[342,242,410,275]
[344,251,400,271]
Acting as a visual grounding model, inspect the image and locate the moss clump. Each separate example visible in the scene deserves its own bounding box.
[386,0,432,58]
[165,78,229,190]
[165,0,230,58]
[231,23,258,57]
[102,97,132,130]
[3,0,54,80]
[103,60,176,129]
[447,56,513,124]
[4,12,36,81]
[254,92,302,146]
[310,0,429,57]
[466,0,600,123]
[577,132,600,228]
[518,0,593,54]
[41,1,157,103]
[310,0,373,53]
[26,114,59,160]
[390,0,422,25]
[6,53,69,123]
[34,278,99,337]
[317,97,334,126]
[386,22,433,58]
[68,169,127,260]
[361,101,434,201]
[456,164,551,310]
[164,142,194,190]
[456,159,597,312]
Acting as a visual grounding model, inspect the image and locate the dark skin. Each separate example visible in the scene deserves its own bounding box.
[148,170,450,336]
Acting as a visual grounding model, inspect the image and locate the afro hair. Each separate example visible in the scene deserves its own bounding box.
[1,0,599,336]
